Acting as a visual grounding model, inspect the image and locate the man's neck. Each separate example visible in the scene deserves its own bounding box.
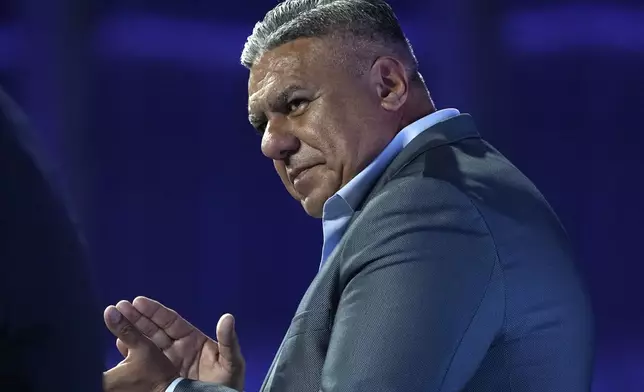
[395,83,435,129]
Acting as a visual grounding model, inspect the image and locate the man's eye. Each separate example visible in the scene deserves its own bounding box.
[288,99,308,114]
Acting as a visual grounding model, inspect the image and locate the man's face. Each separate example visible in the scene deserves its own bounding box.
[248,37,395,218]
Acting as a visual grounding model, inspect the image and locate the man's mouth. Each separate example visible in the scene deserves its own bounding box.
[292,166,313,185]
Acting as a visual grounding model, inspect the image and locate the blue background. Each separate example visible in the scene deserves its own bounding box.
[0,0,642,390]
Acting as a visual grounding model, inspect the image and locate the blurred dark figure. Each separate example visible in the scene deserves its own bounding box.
[0,87,104,391]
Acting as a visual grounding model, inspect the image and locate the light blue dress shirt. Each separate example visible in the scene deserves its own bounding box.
[167,108,460,392]
[320,108,460,267]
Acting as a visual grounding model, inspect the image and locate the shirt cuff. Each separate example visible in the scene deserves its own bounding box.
[165,377,185,392]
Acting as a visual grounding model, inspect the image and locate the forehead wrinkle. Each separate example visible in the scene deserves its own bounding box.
[271,52,303,71]
[251,48,302,84]
[249,38,321,90]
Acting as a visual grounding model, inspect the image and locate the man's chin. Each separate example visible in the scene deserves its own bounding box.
[300,194,324,219]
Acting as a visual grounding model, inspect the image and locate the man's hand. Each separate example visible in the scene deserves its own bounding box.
[113,297,245,392]
[103,306,179,392]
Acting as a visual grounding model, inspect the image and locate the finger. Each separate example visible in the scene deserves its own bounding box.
[116,338,128,357]
[116,300,173,350]
[104,305,148,351]
[132,296,195,340]
[216,314,243,367]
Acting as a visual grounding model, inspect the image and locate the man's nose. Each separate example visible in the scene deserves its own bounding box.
[261,123,300,160]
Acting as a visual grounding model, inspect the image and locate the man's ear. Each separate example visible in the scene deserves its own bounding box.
[369,56,409,112]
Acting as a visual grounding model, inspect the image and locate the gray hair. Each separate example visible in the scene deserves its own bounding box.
[241,0,420,80]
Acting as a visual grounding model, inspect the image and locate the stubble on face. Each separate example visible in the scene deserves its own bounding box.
[248,36,393,218]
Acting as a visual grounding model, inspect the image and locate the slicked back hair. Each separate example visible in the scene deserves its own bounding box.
[241,0,421,82]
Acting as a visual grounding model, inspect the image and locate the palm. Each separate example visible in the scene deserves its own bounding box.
[116,297,245,391]
[164,328,232,383]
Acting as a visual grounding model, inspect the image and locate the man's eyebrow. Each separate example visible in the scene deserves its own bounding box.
[248,112,265,127]
[248,84,307,127]
[269,84,306,111]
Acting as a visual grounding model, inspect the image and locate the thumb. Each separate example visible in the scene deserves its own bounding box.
[116,338,128,357]
[216,314,243,366]
[104,306,149,352]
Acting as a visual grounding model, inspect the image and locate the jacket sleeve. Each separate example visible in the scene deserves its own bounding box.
[320,177,504,391]
[174,379,239,392]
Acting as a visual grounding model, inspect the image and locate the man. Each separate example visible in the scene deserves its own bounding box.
[0,86,104,390]
[103,0,595,391]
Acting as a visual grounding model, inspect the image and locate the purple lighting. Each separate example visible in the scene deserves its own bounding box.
[503,5,644,54]
[0,26,19,69]
[5,7,642,71]
[95,13,252,70]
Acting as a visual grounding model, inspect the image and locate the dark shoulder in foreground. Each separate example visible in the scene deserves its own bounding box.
[0,87,104,391]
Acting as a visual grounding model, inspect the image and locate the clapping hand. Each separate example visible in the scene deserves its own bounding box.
[103,297,245,392]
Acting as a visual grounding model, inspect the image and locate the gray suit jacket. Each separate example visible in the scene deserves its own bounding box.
[177,115,594,392]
